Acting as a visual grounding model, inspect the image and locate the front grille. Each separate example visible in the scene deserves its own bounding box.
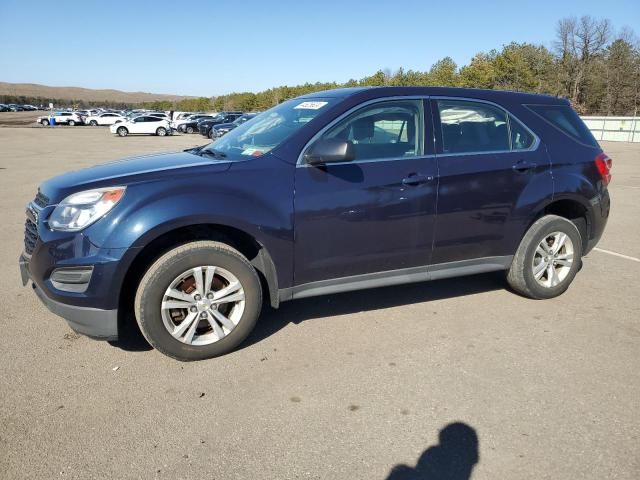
[33,191,49,208]
[24,217,38,255]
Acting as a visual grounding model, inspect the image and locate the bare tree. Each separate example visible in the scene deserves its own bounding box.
[555,16,612,108]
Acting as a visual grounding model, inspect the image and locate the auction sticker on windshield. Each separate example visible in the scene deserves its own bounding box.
[294,101,328,110]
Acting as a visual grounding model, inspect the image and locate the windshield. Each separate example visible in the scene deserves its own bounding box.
[201,98,337,160]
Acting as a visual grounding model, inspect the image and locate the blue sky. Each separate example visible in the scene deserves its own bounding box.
[1,0,638,96]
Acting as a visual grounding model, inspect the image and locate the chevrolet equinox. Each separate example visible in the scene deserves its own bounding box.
[19,87,612,360]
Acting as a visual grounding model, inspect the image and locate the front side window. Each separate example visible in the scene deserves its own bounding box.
[318,100,424,162]
[438,100,509,154]
[203,97,339,161]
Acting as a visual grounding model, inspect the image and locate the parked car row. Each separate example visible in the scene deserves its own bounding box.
[0,103,40,112]
[204,113,259,139]
[36,109,168,128]
[30,106,263,139]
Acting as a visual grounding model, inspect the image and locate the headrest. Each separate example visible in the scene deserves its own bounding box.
[352,117,374,140]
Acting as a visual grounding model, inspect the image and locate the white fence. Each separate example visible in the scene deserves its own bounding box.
[581,116,640,143]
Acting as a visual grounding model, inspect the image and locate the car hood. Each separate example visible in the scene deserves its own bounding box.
[39,151,230,202]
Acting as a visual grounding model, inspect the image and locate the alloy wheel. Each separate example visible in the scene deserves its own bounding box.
[532,231,574,288]
[160,266,245,346]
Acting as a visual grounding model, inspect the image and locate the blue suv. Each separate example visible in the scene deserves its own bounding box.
[19,87,612,360]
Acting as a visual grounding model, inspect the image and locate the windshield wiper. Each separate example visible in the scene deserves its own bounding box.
[199,148,227,159]
[184,145,205,154]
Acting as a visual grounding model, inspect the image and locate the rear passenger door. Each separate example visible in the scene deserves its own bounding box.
[431,98,549,266]
[143,117,162,133]
[129,116,146,133]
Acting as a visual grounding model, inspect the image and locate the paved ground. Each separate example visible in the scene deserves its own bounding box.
[0,111,46,127]
[0,127,638,480]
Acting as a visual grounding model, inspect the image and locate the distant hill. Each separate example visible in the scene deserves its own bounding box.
[0,82,196,105]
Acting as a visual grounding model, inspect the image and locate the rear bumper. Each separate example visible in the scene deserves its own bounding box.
[20,254,119,340]
[585,189,610,255]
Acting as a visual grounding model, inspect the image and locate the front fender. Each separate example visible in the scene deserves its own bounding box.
[83,155,295,288]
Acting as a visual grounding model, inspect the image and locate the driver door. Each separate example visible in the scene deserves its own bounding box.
[293,98,437,289]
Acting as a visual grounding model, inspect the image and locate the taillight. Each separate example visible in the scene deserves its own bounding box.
[595,152,612,186]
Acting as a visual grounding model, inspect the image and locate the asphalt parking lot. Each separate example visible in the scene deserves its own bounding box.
[0,126,638,479]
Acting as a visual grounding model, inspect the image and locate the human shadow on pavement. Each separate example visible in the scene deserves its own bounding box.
[385,422,479,480]
[244,271,504,349]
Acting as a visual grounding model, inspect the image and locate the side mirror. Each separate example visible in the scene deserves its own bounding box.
[304,138,355,166]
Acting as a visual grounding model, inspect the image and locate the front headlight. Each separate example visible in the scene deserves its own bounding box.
[49,187,126,231]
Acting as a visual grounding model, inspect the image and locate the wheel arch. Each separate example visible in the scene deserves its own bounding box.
[524,195,592,254]
[118,222,280,335]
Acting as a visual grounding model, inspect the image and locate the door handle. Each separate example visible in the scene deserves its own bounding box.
[512,160,537,173]
[402,173,433,186]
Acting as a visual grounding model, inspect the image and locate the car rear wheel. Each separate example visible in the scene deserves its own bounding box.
[156,127,167,136]
[41,119,49,126]
[117,127,128,137]
[208,129,214,139]
[186,126,194,134]
[507,215,583,299]
[89,120,98,126]
[134,241,262,361]
[68,120,75,126]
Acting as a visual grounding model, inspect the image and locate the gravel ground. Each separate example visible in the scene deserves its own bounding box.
[0,127,638,480]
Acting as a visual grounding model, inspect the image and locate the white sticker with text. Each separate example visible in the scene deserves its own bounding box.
[294,101,328,110]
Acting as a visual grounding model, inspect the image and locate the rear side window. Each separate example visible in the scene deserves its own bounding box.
[437,100,510,154]
[510,116,534,150]
[526,104,598,147]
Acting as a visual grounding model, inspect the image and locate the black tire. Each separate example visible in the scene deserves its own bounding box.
[41,119,49,126]
[186,126,194,134]
[89,120,98,126]
[134,241,262,361]
[156,127,167,136]
[507,215,583,299]
[68,120,75,126]
[208,129,214,139]
[117,126,128,137]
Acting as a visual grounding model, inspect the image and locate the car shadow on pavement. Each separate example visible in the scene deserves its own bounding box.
[385,422,479,480]
[110,271,505,353]
[244,271,505,349]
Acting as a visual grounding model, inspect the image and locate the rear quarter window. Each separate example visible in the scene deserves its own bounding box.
[525,104,598,148]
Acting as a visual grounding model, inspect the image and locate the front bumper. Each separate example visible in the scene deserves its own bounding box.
[20,254,118,339]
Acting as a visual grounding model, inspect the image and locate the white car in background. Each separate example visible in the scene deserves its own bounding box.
[36,112,84,126]
[109,115,172,137]
[146,112,170,120]
[86,112,125,126]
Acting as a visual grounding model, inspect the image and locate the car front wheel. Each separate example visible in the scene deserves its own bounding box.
[89,120,98,126]
[156,127,167,136]
[41,119,49,126]
[186,126,194,134]
[68,120,75,126]
[507,215,583,299]
[134,241,262,361]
